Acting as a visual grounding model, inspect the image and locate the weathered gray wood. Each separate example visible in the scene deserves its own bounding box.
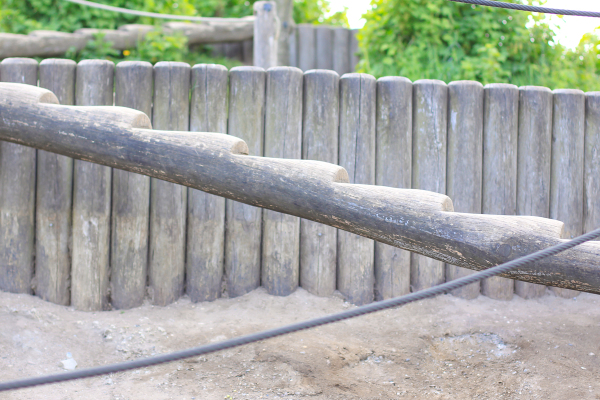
[482,83,519,300]
[187,64,228,302]
[75,28,138,50]
[300,70,340,296]
[297,24,315,72]
[72,60,114,311]
[262,67,303,296]
[315,26,333,70]
[411,79,448,291]
[337,73,376,305]
[110,61,153,310]
[164,18,255,45]
[332,28,350,76]
[446,81,483,299]
[550,89,585,298]
[253,2,279,69]
[0,58,38,294]
[35,59,75,305]
[4,83,600,294]
[274,0,294,66]
[243,39,254,65]
[584,93,600,239]
[288,25,298,67]
[374,77,412,300]
[350,29,359,72]
[149,62,190,306]
[226,66,266,297]
[515,86,553,299]
[0,31,87,58]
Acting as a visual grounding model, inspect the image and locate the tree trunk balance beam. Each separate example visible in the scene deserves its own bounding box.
[1,83,600,294]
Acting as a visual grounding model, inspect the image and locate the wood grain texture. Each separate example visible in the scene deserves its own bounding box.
[481,83,518,300]
[149,62,190,306]
[0,31,87,58]
[297,24,315,72]
[226,66,266,297]
[274,0,294,66]
[315,26,333,70]
[3,83,600,295]
[288,24,298,68]
[71,60,114,311]
[374,77,412,300]
[515,86,553,299]
[332,28,350,76]
[110,61,153,309]
[337,73,376,305]
[0,58,38,294]
[411,79,447,291]
[550,89,585,299]
[35,59,75,305]
[300,70,340,297]
[446,81,483,299]
[187,64,228,302]
[584,93,600,238]
[253,1,279,69]
[164,19,255,45]
[262,67,303,296]
[350,30,359,72]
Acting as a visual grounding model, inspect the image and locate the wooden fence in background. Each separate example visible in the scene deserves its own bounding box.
[0,57,598,311]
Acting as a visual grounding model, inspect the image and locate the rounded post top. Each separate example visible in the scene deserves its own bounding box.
[154,61,190,69]
[266,66,303,75]
[340,73,376,82]
[304,69,339,78]
[40,59,76,67]
[519,85,551,93]
[483,82,518,91]
[1,57,38,66]
[116,60,153,69]
[448,80,483,88]
[77,59,115,67]
[377,76,412,85]
[192,63,228,73]
[553,88,585,96]
[585,91,600,98]
[230,66,266,74]
[414,79,447,87]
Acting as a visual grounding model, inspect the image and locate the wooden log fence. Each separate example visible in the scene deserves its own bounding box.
[0,59,599,311]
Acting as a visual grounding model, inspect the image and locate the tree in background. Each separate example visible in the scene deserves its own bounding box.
[358,0,600,91]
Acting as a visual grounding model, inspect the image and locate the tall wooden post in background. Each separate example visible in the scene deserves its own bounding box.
[226,66,266,297]
[374,76,412,300]
[111,61,153,309]
[584,93,600,243]
[332,28,350,76]
[253,1,279,69]
[550,89,585,298]
[315,26,333,70]
[36,59,75,305]
[187,64,229,302]
[274,0,293,66]
[297,24,315,71]
[482,83,518,300]
[446,81,483,299]
[337,73,376,305]
[72,60,114,311]
[300,70,340,296]
[149,62,190,306]
[515,86,553,298]
[411,79,447,291]
[0,58,38,294]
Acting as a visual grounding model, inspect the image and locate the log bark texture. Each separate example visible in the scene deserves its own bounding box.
[332,28,350,76]
[36,59,75,305]
[0,58,38,294]
[3,83,600,295]
[315,27,333,70]
[297,24,315,72]
[253,2,279,69]
[584,93,600,239]
[187,64,228,302]
[374,77,412,300]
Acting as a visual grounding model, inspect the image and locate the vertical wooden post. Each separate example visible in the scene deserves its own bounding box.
[36,59,75,305]
[411,79,447,291]
[374,77,412,300]
[187,64,228,302]
[332,28,350,76]
[111,61,153,309]
[0,58,38,294]
[226,66,266,297]
[550,89,585,298]
[262,67,303,296]
[243,39,254,65]
[149,62,190,306]
[300,70,340,296]
[446,81,483,299]
[350,29,359,72]
[584,93,600,239]
[481,83,518,300]
[337,73,376,305]
[274,0,294,66]
[72,60,114,311]
[253,1,279,69]
[297,24,316,72]
[315,26,333,70]
[288,26,298,68]
[515,86,553,298]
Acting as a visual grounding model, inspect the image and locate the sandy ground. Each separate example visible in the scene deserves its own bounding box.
[1,287,599,400]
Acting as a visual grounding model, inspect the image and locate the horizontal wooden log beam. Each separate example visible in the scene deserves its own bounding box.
[1,83,600,294]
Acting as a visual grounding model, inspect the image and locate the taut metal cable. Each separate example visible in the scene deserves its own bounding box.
[0,226,599,392]
[447,0,600,18]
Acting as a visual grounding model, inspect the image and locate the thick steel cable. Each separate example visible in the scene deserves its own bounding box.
[0,227,599,392]
[63,0,251,22]
[447,0,600,17]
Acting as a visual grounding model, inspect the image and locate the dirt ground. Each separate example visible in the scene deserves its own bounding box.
[1,287,599,400]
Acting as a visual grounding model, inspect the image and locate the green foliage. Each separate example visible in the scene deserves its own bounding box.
[293,0,348,26]
[358,0,600,91]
